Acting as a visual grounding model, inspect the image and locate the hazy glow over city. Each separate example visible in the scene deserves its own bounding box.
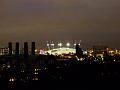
[0,0,120,48]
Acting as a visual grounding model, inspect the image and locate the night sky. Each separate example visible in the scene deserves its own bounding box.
[0,0,120,48]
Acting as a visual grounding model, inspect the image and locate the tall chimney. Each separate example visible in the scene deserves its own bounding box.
[24,42,28,56]
[8,42,12,55]
[15,42,19,55]
[31,42,35,55]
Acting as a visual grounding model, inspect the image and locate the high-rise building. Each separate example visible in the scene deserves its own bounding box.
[75,44,83,58]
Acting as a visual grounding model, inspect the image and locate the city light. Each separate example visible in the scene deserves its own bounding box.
[47,43,49,47]
[78,40,81,46]
[34,72,39,75]
[51,43,55,47]
[9,78,16,82]
[74,43,76,46]
[47,41,50,48]
[78,43,81,46]
[46,47,75,55]
[0,41,120,89]
[21,70,25,73]
[32,78,38,81]
[7,65,10,68]
[51,41,55,47]
[58,43,62,47]
[66,42,70,47]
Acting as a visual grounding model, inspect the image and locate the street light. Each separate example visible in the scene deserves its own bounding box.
[78,43,81,46]
[74,43,76,46]
[58,43,62,48]
[74,40,76,46]
[47,41,50,50]
[47,43,49,47]
[51,41,55,48]
[66,42,70,48]
[78,40,81,46]
[51,43,54,47]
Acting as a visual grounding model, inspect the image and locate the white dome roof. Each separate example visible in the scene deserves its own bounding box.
[46,47,75,55]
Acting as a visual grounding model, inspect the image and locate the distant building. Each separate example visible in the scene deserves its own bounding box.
[93,45,108,57]
[0,47,9,55]
[75,44,83,58]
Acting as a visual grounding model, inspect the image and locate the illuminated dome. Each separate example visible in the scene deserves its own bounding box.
[46,47,75,55]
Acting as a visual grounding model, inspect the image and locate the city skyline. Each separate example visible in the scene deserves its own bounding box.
[0,0,120,48]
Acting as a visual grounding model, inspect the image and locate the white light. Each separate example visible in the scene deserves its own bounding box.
[83,51,87,55]
[33,78,38,81]
[74,40,77,46]
[21,70,24,72]
[34,72,39,75]
[7,65,10,68]
[3,64,5,68]
[89,54,92,56]
[74,43,76,46]
[75,56,80,61]
[39,50,45,55]
[58,43,62,47]
[66,43,70,47]
[59,43,62,47]
[9,78,15,82]
[9,79,12,82]
[102,57,104,61]
[35,68,41,71]
[45,67,47,70]
[35,69,37,71]
[47,44,49,47]
[80,58,83,61]
[35,49,38,52]
[51,43,54,46]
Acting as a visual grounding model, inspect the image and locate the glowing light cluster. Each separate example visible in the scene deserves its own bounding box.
[9,77,16,82]
[46,47,76,55]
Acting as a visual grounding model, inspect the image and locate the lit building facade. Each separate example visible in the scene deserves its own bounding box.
[0,48,9,55]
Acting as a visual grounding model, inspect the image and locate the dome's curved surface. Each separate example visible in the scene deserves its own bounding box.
[46,47,75,55]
